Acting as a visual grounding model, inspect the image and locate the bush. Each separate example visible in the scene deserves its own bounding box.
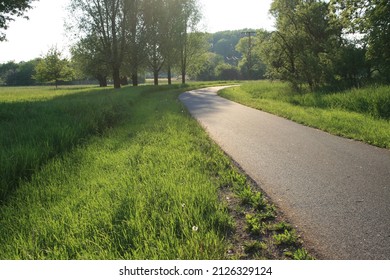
[215,64,241,80]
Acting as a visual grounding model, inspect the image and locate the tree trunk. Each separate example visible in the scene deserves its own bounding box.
[181,68,186,84]
[113,66,121,89]
[153,70,159,86]
[132,73,138,86]
[121,76,129,85]
[167,64,172,85]
[97,75,108,87]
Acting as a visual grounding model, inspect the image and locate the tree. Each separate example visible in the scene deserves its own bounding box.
[71,34,110,87]
[161,0,204,85]
[69,0,129,89]
[175,0,202,84]
[143,0,166,85]
[34,47,74,88]
[187,52,224,81]
[215,63,240,80]
[330,0,390,83]
[261,0,342,91]
[0,0,36,41]
[123,0,147,86]
[332,42,370,88]
[0,61,17,85]
[68,0,202,86]
[236,30,269,80]
[0,60,39,86]
[210,30,244,65]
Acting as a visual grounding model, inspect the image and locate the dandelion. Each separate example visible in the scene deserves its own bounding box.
[192,226,199,232]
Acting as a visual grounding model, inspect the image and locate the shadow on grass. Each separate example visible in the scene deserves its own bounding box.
[0,86,145,203]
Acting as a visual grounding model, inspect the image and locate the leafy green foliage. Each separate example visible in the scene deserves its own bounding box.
[330,0,390,83]
[34,47,74,88]
[188,52,224,81]
[236,33,268,80]
[292,248,315,260]
[210,30,245,65]
[244,241,267,255]
[261,0,341,91]
[273,229,300,246]
[71,34,110,87]
[0,0,35,40]
[215,63,240,80]
[0,59,40,86]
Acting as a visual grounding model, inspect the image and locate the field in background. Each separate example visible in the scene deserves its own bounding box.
[220,81,390,149]
[0,84,312,260]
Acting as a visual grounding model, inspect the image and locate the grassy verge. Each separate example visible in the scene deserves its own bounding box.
[0,85,141,201]
[0,83,311,259]
[219,81,390,149]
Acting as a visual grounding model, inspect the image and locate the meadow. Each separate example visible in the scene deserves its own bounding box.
[220,81,390,149]
[0,84,311,260]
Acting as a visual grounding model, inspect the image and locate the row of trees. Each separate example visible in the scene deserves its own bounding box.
[0,48,74,88]
[249,0,389,91]
[69,0,203,88]
[0,59,39,86]
[2,0,388,91]
[0,29,258,87]
[187,30,267,81]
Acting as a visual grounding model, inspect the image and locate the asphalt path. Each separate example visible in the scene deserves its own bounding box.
[179,86,390,260]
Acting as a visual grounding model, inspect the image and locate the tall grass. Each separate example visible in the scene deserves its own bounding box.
[0,83,313,260]
[0,86,142,201]
[220,81,390,148]
[0,84,236,259]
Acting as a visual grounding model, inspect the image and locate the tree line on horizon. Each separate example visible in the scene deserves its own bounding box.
[0,28,261,87]
[1,0,389,91]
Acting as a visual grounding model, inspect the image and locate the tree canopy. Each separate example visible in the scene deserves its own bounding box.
[34,47,74,88]
[330,0,390,82]
[69,0,201,88]
[250,0,390,90]
[0,0,36,41]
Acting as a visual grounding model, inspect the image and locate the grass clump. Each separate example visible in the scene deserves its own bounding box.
[273,229,300,247]
[220,81,390,148]
[243,241,267,255]
[291,248,315,260]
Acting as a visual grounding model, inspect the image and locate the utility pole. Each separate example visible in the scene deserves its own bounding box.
[241,31,256,80]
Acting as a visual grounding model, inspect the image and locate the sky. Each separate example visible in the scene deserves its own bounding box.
[0,0,274,63]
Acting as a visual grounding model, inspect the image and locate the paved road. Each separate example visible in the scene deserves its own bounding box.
[180,86,390,260]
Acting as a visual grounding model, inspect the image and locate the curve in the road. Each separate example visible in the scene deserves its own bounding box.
[180,86,390,260]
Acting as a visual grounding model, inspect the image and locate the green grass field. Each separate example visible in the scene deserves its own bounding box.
[0,84,311,260]
[220,81,390,149]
